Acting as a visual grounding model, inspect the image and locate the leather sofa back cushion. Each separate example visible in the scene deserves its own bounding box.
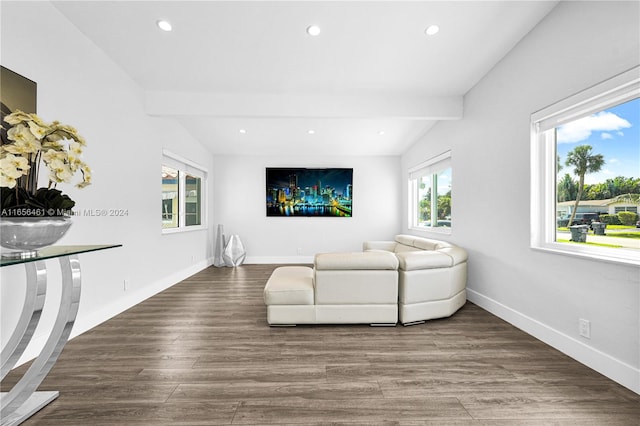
[394,234,453,251]
[395,234,418,247]
[315,251,399,270]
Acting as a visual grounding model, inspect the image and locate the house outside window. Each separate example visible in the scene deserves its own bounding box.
[162,149,207,233]
[531,67,639,265]
[162,165,179,229]
[185,174,201,226]
[408,151,452,233]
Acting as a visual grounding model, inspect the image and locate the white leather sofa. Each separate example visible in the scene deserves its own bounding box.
[263,251,399,325]
[363,234,468,325]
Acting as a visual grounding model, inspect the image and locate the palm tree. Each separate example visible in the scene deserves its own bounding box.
[557,173,577,202]
[565,145,605,227]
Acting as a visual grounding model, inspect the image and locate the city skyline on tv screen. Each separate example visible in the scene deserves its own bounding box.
[266,167,353,217]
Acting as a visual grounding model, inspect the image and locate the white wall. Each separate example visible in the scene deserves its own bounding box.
[213,155,401,263]
[0,2,214,362]
[401,1,639,392]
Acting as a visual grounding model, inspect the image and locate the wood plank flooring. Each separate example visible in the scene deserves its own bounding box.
[3,264,639,425]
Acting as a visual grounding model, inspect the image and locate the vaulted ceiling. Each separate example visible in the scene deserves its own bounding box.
[52,1,558,156]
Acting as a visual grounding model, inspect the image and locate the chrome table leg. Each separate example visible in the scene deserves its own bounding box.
[1,262,47,380]
[0,255,81,425]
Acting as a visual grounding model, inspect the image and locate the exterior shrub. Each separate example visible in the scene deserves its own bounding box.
[599,214,621,225]
[618,211,638,226]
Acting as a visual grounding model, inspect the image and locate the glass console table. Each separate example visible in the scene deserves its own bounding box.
[0,245,121,426]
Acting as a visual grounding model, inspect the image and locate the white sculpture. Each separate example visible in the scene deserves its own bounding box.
[223,234,246,267]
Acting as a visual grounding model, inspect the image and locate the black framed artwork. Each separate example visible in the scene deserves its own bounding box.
[1,66,37,144]
[266,167,353,217]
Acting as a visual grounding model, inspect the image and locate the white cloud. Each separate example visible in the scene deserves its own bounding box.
[609,158,620,164]
[557,111,631,143]
[600,132,613,139]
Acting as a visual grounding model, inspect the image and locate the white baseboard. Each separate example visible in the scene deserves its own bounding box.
[466,288,640,395]
[16,259,212,366]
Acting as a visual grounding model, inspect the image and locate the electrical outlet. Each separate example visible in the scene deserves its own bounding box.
[297,247,302,255]
[124,279,130,291]
[579,318,591,339]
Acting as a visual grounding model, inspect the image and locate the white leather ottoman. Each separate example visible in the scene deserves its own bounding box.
[263,266,315,325]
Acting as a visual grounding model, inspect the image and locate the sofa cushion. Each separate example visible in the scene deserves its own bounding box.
[315,251,398,270]
[394,234,453,251]
[396,250,452,270]
[362,240,397,252]
[394,244,421,253]
[394,234,416,247]
[412,238,452,251]
[263,266,314,305]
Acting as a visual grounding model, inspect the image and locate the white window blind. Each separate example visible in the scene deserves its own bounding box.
[409,151,451,179]
[533,68,640,132]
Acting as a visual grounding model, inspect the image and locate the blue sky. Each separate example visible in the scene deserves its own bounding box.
[556,97,639,185]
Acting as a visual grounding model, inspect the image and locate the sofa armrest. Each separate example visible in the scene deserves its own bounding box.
[362,240,397,252]
[438,246,468,265]
[315,251,399,270]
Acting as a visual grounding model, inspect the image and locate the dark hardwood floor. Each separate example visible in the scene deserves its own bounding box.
[4,264,639,425]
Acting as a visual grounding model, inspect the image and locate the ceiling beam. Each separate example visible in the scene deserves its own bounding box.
[145,91,463,120]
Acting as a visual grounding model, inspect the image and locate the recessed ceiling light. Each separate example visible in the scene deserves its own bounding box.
[157,20,172,32]
[425,25,439,36]
[378,131,385,135]
[307,129,315,135]
[239,129,246,134]
[306,25,321,36]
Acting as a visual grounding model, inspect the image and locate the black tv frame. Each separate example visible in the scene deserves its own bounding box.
[266,167,353,217]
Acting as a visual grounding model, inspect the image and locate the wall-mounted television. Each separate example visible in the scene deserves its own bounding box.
[266,167,353,217]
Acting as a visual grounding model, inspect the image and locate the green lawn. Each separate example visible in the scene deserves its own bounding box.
[609,233,640,239]
[557,239,623,248]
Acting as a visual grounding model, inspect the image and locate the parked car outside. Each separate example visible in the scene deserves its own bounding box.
[636,220,640,228]
[422,220,451,227]
[568,212,600,228]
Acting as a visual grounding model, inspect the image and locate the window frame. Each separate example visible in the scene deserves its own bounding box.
[161,149,208,234]
[530,66,640,266]
[408,150,452,235]
[184,172,202,226]
[161,164,180,229]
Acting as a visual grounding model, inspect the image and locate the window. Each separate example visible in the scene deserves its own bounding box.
[162,165,179,229]
[408,151,452,232]
[185,174,202,226]
[614,206,637,214]
[531,66,639,265]
[162,150,207,233]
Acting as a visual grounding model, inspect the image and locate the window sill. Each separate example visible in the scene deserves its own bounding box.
[162,225,208,235]
[532,242,640,267]
[410,226,452,236]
